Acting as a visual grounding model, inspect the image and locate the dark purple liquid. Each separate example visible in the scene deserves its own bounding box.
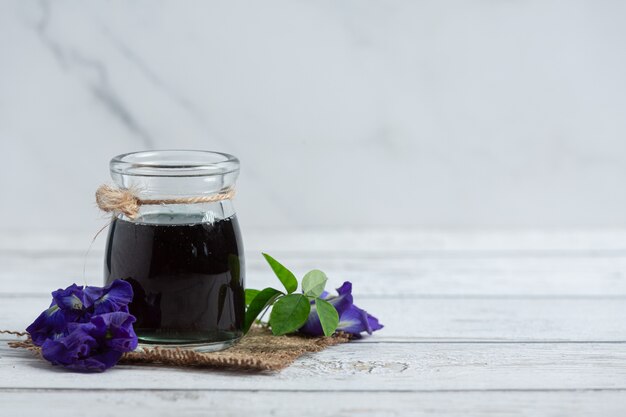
[104,214,244,345]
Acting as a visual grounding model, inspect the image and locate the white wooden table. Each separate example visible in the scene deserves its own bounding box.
[1,229,626,416]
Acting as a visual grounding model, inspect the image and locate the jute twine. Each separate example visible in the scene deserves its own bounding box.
[1,328,350,372]
[95,185,235,219]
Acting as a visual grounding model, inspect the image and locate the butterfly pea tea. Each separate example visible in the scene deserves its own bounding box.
[100,150,244,351]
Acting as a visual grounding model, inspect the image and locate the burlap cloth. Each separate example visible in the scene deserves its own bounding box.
[7,327,350,372]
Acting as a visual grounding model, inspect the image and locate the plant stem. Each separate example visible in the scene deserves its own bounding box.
[256,293,281,324]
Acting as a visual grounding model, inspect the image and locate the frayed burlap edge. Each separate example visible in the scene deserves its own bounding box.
[6,327,350,372]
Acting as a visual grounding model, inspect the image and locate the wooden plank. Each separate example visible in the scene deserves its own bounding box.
[2,297,626,342]
[3,252,626,296]
[3,230,625,417]
[3,229,626,253]
[1,390,626,417]
[1,342,626,391]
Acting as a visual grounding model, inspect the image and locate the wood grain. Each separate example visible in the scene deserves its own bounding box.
[2,342,626,391]
[2,230,626,416]
[2,390,626,417]
[4,252,626,296]
[2,296,626,342]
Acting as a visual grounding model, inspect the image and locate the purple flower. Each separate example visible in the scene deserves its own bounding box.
[323,281,354,315]
[41,312,137,372]
[336,304,383,338]
[26,304,68,346]
[299,281,383,338]
[27,280,137,372]
[51,284,86,313]
[27,284,89,345]
[84,280,133,314]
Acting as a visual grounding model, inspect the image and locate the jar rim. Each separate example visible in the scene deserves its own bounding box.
[110,150,240,177]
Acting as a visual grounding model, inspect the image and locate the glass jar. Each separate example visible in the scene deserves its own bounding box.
[103,150,244,351]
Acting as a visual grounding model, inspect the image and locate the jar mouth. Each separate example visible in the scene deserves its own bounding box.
[110,150,240,177]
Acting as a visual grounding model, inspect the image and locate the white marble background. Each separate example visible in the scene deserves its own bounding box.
[1,0,626,233]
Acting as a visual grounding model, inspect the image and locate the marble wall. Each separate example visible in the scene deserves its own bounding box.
[2,0,626,231]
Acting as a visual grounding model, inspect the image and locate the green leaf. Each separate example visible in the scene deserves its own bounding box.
[262,253,298,294]
[245,289,261,306]
[302,270,328,298]
[315,298,339,336]
[244,287,283,333]
[269,294,311,335]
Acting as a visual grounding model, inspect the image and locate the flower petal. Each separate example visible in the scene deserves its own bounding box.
[366,312,384,333]
[337,304,384,337]
[64,356,109,373]
[82,286,104,307]
[336,304,370,335]
[40,313,136,372]
[85,280,133,314]
[323,282,353,316]
[298,303,324,336]
[81,350,124,371]
[51,284,85,312]
[41,323,98,369]
[34,281,137,372]
[299,281,355,336]
[26,305,67,346]
[97,312,138,352]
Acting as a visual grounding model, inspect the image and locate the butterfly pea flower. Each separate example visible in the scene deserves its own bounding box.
[26,304,69,346]
[299,281,383,338]
[27,284,89,345]
[41,312,137,372]
[84,279,133,314]
[27,280,137,372]
[51,284,86,313]
[335,304,383,337]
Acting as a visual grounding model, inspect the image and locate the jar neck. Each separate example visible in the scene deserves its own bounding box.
[117,200,237,224]
[109,150,240,199]
[110,172,238,200]
[108,150,239,224]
